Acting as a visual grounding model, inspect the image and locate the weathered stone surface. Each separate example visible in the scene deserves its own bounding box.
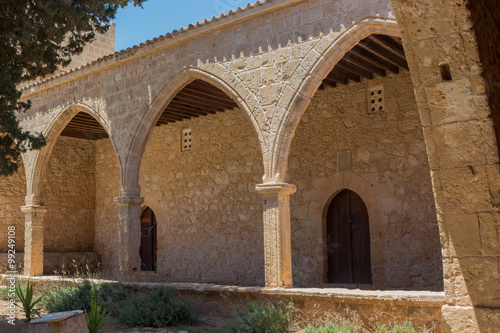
[288,71,442,290]
[0,0,497,331]
[29,310,88,333]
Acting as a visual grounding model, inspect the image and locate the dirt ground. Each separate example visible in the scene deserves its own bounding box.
[0,300,223,333]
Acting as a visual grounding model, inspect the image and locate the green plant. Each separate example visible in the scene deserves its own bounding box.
[225,302,294,333]
[115,286,197,327]
[43,280,129,314]
[15,281,45,322]
[43,280,97,313]
[375,321,427,333]
[85,298,110,333]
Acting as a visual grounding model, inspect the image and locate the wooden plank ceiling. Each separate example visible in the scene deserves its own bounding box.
[60,34,408,139]
[156,80,238,125]
[321,34,408,88]
[60,112,108,140]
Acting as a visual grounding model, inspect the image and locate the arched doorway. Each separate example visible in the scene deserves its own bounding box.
[327,189,372,285]
[140,207,157,271]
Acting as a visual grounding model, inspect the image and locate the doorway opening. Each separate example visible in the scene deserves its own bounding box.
[140,207,157,271]
[327,189,372,284]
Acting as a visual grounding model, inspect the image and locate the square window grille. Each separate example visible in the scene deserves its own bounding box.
[367,86,384,113]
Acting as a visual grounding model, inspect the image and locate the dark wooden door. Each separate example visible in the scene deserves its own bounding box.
[140,207,157,271]
[327,189,372,284]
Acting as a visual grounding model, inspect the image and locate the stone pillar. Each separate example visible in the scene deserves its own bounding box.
[390,1,500,331]
[113,195,144,280]
[255,183,296,288]
[21,204,47,276]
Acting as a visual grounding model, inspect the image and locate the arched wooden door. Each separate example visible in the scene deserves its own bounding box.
[140,207,157,271]
[327,189,372,284]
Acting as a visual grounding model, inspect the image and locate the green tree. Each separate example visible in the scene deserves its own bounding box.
[0,0,146,176]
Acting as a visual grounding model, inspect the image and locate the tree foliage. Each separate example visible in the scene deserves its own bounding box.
[0,0,146,176]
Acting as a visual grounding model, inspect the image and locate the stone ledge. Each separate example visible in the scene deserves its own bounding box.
[122,281,445,305]
[0,274,444,306]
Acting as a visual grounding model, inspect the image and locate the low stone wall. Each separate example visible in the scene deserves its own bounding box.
[155,284,445,332]
[0,252,100,275]
[5,276,444,332]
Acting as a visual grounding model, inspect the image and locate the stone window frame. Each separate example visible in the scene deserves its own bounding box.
[307,172,386,288]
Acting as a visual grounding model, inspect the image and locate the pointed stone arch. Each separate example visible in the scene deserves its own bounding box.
[271,18,401,182]
[25,103,119,204]
[123,67,266,197]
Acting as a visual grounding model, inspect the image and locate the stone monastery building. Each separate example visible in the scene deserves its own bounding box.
[0,0,499,331]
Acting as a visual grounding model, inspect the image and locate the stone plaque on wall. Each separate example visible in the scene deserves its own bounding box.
[337,150,352,172]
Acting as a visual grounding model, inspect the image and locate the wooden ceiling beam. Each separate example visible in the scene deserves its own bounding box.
[370,34,405,57]
[182,87,237,106]
[60,131,106,140]
[160,112,190,121]
[342,52,387,77]
[171,97,226,112]
[358,38,409,69]
[176,90,237,109]
[351,45,400,74]
[322,79,337,88]
[326,73,348,85]
[331,66,361,83]
[337,59,373,80]
[167,101,218,114]
[165,108,202,118]
[188,81,232,99]
[64,121,106,131]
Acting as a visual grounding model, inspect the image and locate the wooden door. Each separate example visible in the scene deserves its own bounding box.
[327,189,372,284]
[140,207,157,271]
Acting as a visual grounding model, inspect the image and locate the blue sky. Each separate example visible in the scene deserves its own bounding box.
[112,0,257,51]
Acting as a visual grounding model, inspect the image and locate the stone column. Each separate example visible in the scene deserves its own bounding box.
[390,1,500,331]
[113,195,144,280]
[255,183,297,288]
[21,204,47,276]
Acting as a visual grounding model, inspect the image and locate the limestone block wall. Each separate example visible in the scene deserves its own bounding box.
[0,163,26,252]
[65,23,116,71]
[95,108,264,285]
[468,1,500,154]
[94,139,121,272]
[43,136,96,253]
[288,71,443,291]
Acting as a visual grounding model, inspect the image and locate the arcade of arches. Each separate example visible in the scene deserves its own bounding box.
[1,0,499,331]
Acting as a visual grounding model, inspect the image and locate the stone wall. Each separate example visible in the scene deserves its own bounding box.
[0,162,26,252]
[43,136,96,253]
[288,71,443,290]
[65,23,116,71]
[94,138,121,272]
[95,108,265,285]
[468,0,500,155]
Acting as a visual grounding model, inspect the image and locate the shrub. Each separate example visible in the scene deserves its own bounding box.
[43,280,128,313]
[115,286,197,327]
[43,280,97,313]
[225,302,294,333]
[304,322,356,333]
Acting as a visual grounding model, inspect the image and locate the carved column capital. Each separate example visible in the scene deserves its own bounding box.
[255,182,297,196]
[113,195,144,206]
